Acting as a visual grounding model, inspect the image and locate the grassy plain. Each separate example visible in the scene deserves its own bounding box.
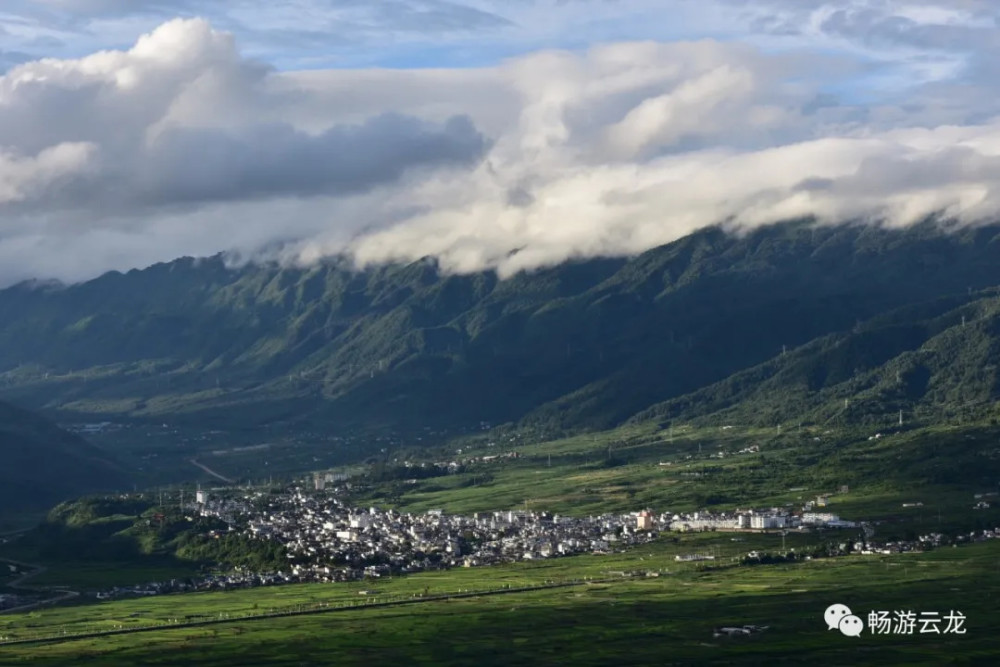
[3,420,1000,664]
[360,421,1000,535]
[1,537,998,665]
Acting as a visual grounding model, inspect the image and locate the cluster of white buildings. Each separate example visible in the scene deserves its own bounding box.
[224,491,659,580]
[90,572,302,601]
[669,509,857,532]
[189,486,865,587]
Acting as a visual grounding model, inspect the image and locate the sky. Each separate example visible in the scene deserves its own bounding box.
[1,1,1000,285]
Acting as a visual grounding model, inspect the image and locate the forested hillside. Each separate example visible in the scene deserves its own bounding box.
[3,221,1000,441]
[0,401,129,515]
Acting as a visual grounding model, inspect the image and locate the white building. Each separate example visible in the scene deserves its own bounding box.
[750,514,787,529]
[801,512,855,527]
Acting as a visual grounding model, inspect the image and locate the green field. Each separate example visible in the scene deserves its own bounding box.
[3,418,1000,664]
[356,421,1000,536]
[1,535,998,665]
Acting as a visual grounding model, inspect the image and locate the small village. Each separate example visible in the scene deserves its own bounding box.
[8,477,999,606]
[218,489,664,579]
[8,477,995,608]
[71,509,1000,604]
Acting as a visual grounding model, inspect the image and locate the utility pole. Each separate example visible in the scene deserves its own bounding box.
[899,410,903,427]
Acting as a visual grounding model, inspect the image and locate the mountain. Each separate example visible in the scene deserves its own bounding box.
[631,288,1000,428]
[3,220,1000,442]
[0,400,130,515]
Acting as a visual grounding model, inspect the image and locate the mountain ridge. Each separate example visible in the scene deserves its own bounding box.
[3,221,1000,442]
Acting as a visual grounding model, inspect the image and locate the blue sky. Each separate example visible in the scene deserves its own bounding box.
[0,0,983,73]
[0,1,688,69]
[1,1,999,284]
[2,1,993,109]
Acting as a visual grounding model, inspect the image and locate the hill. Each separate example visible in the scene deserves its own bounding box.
[5,220,1000,664]
[0,401,130,519]
[4,220,1000,448]
[631,289,1000,429]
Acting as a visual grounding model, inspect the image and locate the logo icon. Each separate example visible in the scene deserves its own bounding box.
[839,614,864,637]
[824,603,852,631]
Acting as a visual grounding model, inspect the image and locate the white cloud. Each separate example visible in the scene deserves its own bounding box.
[0,11,999,286]
[0,19,487,210]
[337,123,1000,278]
[0,142,96,203]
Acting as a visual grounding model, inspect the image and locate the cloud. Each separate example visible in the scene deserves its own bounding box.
[1,11,1000,286]
[337,124,1000,278]
[0,19,487,213]
[139,115,486,206]
[727,0,1000,79]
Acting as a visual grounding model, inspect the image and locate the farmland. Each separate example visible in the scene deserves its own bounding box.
[1,535,997,665]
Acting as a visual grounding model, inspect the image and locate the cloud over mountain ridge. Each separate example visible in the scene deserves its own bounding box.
[1,7,1000,284]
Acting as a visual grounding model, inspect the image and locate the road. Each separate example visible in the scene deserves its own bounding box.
[0,558,79,615]
[189,459,236,484]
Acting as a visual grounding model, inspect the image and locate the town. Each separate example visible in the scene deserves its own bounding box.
[213,488,664,580]
[7,480,1000,610]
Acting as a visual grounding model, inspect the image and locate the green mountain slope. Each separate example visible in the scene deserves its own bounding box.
[631,290,1000,428]
[4,220,1000,440]
[0,401,130,515]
